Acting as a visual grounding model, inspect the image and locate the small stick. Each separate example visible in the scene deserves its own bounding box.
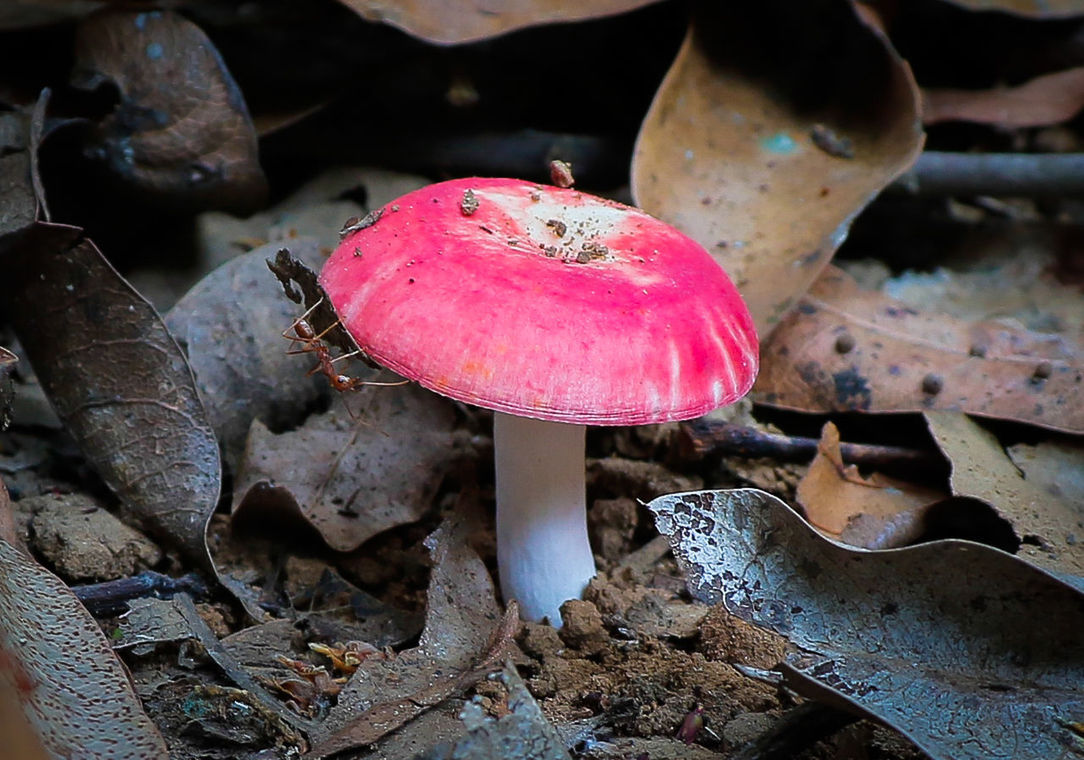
[893,152,1084,198]
[173,593,316,735]
[72,571,209,617]
[678,420,945,477]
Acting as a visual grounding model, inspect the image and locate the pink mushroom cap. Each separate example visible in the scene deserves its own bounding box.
[319,177,758,425]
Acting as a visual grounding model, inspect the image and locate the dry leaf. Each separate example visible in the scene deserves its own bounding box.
[755,266,1084,434]
[650,488,1084,760]
[72,9,267,214]
[420,665,571,760]
[923,67,1084,128]
[309,509,519,756]
[796,422,945,548]
[0,486,169,759]
[632,0,923,333]
[334,0,663,45]
[925,411,1084,581]
[165,238,329,471]
[232,386,456,553]
[2,223,222,568]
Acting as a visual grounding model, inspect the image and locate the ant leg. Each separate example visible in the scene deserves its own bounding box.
[329,350,362,365]
[310,318,343,343]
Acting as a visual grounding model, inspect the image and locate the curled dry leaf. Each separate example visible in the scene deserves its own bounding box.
[334,0,663,45]
[72,9,267,214]
[2,223,221,569]
[795,422,946,549]
[755,266,1084,434]
[649,488,1084,760]
[310,509,520,757]
[925,411,1084,582]
[0,487,168,759]
[632,0,923,333]
[923,67,1084,128]
[165,238,328,471]
[232,386,456,553]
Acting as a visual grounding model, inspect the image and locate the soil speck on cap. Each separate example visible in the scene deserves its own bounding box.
[546,219,567,237]
[460,188,479,216]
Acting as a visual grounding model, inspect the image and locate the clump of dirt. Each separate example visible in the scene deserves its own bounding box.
[517,569,784,752]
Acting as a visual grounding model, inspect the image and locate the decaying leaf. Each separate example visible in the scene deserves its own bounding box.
[232,386,456,553]
[649,488,1084,760]
[0,485,169,759]
[923,67,1084,128]
[420,664,571,760]
[755,266,1084,434]
[631,0,923,333]
[1,223,222,568]
[310,510,520,756]
[72,9,267,213]
[334,0,663,45]
[796,422,945,548]
[165,238,329,471]
[925,411,1084,582]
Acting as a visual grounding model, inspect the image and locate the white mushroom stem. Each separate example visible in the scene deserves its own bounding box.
[494,412,597,626]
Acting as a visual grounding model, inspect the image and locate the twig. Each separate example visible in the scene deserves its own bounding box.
[72,571,209,617]
[173,593,316,735]
[678,420,945,478]
[893,152,1084,197]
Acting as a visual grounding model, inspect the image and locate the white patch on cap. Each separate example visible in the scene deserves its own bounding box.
[475,187,633,261]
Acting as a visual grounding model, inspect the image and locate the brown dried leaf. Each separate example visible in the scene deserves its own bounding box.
[310,510,519,757]
[334,0,663,45]
[0,486,169,759]
[232,386,457,553]
[632,0,923,333]
[72,9,267,214]
[939,0,1084,18]
[796,422,945,548]
[165,238,328,471]
[2,223,222,567]
[925,411,1084,581]
[754,266,1084,434]
[923,67,1084,128]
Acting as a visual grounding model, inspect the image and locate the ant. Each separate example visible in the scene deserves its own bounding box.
[282,300,406,393]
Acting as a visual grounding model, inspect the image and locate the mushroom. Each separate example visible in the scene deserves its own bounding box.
[319,177,758,625]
